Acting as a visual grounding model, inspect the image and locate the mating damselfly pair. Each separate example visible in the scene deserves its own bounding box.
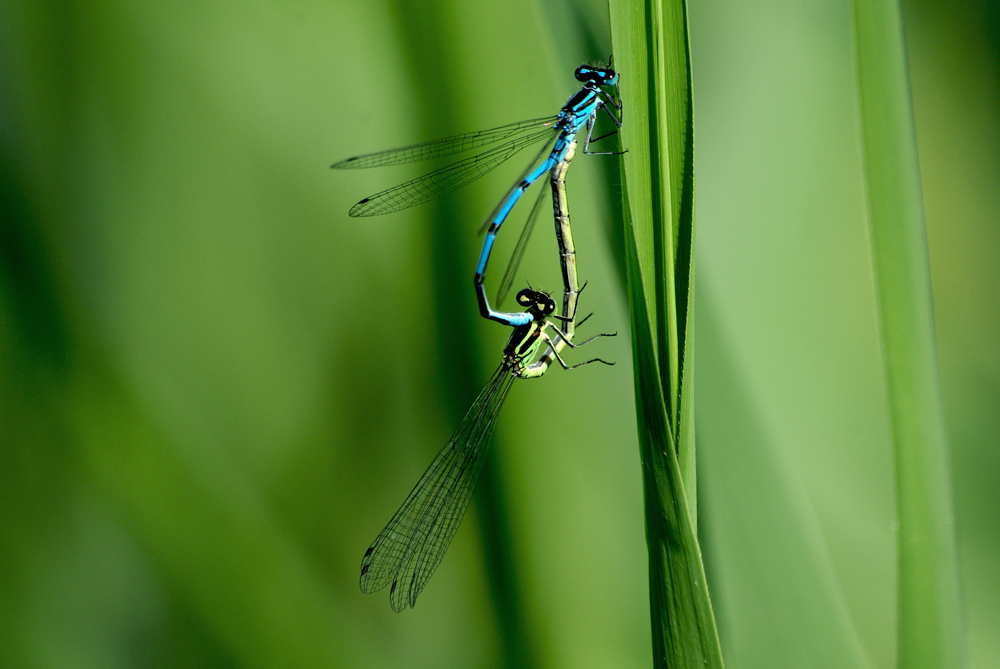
[333,61,623,612]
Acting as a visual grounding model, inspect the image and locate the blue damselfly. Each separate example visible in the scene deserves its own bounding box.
[332,62,623,328]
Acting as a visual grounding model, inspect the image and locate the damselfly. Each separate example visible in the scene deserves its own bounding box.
[508,140,585,375]
[359,288,614,611]
[332,62,623,326]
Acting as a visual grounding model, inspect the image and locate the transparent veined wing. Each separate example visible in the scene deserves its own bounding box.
[496,182,550,306]
[360,364,516,611]
[347,128,557,217]
[331,116,557,169]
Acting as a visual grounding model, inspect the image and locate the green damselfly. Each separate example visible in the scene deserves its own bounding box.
[359,286,614,611]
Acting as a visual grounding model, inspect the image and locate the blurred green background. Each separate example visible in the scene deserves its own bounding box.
[0,0,996,667]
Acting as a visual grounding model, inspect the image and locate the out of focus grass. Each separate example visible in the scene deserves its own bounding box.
[1,0,997,668]
[852,0,964,665]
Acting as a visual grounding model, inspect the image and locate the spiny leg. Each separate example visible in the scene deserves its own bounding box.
[588,130,619,145]
[540,333,615,369]
[602,89,623,114]
[546,321,617,348]
[583,115,627,156]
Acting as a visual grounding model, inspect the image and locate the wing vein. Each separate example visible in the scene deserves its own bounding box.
[332,116,557,170]
[496,182,550,306]
[360,364,516,611]
[348,128,557,217]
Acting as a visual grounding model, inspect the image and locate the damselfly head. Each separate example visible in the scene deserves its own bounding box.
[575,64,619,87]
[516,288,555,317]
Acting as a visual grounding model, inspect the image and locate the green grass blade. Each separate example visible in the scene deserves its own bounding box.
[609,0,721,666]
[851,1,966,667]
[623,230,721,668]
